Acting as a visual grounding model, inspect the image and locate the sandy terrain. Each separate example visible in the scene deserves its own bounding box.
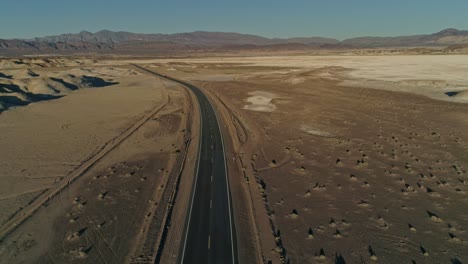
[0,66,153,225]
[0,60,194,263]
[1,54,468,264]
[148,56,468,263]
[111,55,468,103]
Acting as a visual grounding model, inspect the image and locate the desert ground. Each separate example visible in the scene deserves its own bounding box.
[1,54,468,263]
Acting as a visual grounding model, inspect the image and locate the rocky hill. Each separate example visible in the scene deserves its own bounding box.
[342,28,468,47]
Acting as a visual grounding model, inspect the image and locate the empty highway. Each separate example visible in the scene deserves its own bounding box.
[133,65,238,264]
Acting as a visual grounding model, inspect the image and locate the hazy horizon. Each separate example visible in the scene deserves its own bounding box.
[2,0,468,40]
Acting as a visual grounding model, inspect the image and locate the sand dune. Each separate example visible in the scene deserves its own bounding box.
[0,64,138,111]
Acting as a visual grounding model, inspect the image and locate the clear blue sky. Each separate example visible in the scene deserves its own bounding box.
[2,0,467,40]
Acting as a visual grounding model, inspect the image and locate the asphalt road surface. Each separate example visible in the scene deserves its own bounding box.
[133,65,238,264]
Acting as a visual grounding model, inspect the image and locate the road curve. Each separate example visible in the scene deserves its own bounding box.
[133,65,238,264]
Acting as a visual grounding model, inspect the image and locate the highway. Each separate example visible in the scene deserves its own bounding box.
[133,65,238,264]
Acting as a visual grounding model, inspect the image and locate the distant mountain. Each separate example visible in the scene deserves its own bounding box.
[342,28,468,47]
[0,38,114,56]
[1,28,468,56]
[32,30,339,47]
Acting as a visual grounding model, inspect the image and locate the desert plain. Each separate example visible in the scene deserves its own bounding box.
[1,54,468,264]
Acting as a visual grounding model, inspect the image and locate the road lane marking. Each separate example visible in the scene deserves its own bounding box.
[144,69,236,263]
[211,102,236,264]
[210,199,212,209]
[180,90,204,263]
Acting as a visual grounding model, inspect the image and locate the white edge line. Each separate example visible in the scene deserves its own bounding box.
[211,98,236,264]
[134,67,202,263]
[180,88,203,263]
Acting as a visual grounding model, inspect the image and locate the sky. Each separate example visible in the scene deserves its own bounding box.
[1,0,468,40]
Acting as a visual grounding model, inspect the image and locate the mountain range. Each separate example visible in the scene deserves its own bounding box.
[1,28,468,56]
